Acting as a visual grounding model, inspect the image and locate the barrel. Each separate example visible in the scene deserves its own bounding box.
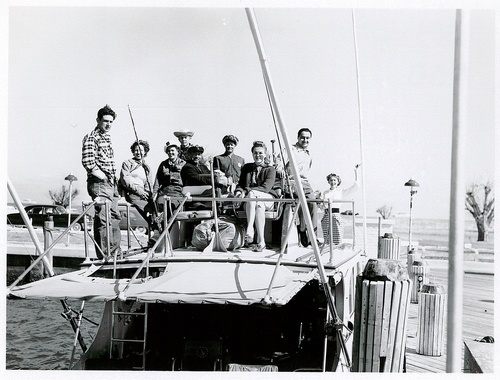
[378,233,400,260]
[410,260,429,303]
[416,284,446,356]
[352,259,411,372]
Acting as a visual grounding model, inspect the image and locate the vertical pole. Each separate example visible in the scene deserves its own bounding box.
[408,191,413,249]
[447,9,469,373]
[82,202,90,263]
[328,199,333,263]
[351,9,368,256]
[43,216,54,277]
[126,203,131,250]
[67,180,72,245]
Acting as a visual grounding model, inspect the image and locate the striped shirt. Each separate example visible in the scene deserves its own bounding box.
[82,127,116,181]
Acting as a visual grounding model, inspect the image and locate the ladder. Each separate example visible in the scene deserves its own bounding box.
[110,301,149,370]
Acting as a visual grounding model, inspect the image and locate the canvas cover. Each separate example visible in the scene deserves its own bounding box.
[8,261,317,306]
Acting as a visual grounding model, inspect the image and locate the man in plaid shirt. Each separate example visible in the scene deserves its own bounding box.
[82,105,121,259]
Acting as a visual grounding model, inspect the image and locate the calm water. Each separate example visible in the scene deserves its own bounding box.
[6,298,104,370]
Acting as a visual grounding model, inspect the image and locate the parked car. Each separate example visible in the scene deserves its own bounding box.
[6,204,91,232]
[118,206,149,234]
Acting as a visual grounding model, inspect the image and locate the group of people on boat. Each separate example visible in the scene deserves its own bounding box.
[82,105,359,259]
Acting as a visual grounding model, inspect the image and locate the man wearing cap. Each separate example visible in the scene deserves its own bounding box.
[213,135,245,193]
[181,145,227,187]
[173,129,194,160]
[81,104,122,259]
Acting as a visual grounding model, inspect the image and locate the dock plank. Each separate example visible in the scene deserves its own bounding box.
[404,262,494,373]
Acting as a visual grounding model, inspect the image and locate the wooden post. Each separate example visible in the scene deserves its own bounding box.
[378,233,400,260]
[352,259,411,372]
[406,249,421,272]
[411,260,429,303]
[417,284,446,356]
[43,215,54,278]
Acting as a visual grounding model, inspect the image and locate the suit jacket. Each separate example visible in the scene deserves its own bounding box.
[180,161,212,186]
[235,163,278,198]
[213,153,245,183]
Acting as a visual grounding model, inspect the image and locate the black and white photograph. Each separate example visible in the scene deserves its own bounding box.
[2,0,496,377]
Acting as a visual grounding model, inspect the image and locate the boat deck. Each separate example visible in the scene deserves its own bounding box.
[404,260,494,373]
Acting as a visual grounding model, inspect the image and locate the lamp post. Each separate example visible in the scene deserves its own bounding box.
[65,174,78,243]
[404,179,419,251]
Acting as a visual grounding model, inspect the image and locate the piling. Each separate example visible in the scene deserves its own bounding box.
[43,215,54,278]
[416,284,446,356]
[352,259,411,372]
[410,260,429,303]
[378,233,400,260]
[406,248,421,272]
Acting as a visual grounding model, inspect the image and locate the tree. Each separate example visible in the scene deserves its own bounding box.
[376,205,393,219]
[48,185,79,208]
[465,182,494,242]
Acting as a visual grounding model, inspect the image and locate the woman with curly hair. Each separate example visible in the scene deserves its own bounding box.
[120,140,154,226]
[234,141,279,252]
[321,164,360,245]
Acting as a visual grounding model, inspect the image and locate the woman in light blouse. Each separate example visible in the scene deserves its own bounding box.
[120,140,154,225]
[321,164,360,245]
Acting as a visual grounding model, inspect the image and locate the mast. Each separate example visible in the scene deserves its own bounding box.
[351,9,367,255]
[446,9,469,373]
[245,8,351,367]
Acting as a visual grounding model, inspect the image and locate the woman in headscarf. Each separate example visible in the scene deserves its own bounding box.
[234,141,278,252]
[321,164,360,245]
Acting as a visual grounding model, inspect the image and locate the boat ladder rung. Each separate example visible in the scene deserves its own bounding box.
[110,302,149,370]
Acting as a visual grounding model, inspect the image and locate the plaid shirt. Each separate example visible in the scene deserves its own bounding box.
[82,127,116,181]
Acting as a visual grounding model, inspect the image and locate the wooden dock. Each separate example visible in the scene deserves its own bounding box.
[404,260,495,373]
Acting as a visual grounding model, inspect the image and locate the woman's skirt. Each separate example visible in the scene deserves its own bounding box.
[321,210,343,245]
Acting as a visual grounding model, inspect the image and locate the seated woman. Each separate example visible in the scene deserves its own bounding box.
[234,141,278,252]
[153,142,186,216]
[120,140,155,228]
[321,164,360,245]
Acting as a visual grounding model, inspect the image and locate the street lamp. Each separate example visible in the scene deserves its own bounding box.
[405,179,419,251]
[65,173,78,242]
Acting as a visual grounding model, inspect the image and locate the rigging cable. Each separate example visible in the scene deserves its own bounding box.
[351,9,368,256]
[263,75,293,196]
[127,105,162,232]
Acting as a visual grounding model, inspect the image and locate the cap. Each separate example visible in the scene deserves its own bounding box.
[164,141,179,153]
[222,135,239,146]
[187,145,204,154]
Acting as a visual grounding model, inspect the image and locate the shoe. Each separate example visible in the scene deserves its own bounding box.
[252,244,265,252]
[244,234,253,247]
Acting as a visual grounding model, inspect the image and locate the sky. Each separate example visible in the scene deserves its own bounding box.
[2,2,496,221]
